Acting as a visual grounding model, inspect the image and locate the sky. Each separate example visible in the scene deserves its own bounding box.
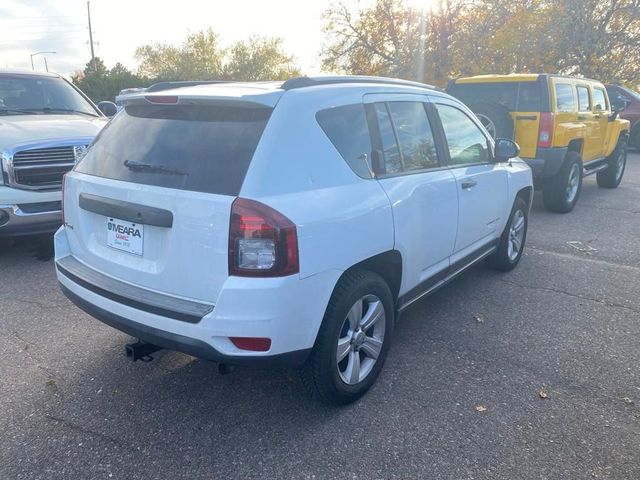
[0,0,436,77]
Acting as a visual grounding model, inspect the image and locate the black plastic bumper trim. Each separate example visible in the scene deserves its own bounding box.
[59,283,311,366]
[56,255,213,323]
[79,193,173,228]
[523,147,568,179]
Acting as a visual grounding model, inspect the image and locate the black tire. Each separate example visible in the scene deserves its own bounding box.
[597,139,627,188]
[487,196,528,271]
[542,152,583,213]
[301,270,394,405]
[631,125,640,151]
[468,102,514,139]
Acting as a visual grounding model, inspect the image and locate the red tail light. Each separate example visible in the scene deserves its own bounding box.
[537,112,554,148]
[228,198,299,277]
[230,337,272,352]
[61,174,66,223]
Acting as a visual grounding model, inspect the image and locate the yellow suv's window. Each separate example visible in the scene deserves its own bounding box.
[555,84,575,112]
[593,88,608,111]
[577,86,590,112]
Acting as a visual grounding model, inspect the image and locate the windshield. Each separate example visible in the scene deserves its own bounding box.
[619,86,640,101]
[0,74,98,116]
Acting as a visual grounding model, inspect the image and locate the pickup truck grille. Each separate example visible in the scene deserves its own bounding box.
[11,146,79,190]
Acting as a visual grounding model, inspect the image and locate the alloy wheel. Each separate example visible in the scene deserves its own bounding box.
[337,294,386,385]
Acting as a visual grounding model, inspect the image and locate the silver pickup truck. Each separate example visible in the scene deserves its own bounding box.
[0,69,113,236]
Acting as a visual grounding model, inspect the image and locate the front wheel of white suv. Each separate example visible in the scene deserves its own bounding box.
[487,196,529,272]
[301,270,394,405]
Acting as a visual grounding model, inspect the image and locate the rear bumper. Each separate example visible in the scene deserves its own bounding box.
[54,226,340,366]
[0,203,62,236]
[522,147,568,179]
[59,283,311,366]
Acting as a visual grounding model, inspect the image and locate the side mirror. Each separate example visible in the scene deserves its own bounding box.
[97,101,118,118]
[494,138,520,162]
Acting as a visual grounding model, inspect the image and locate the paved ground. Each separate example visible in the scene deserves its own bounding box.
[2,154,640,480]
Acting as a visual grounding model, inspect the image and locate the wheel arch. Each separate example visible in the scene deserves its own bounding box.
[342,250,403,303]
[567,138,583,156]
[516,186,534,210]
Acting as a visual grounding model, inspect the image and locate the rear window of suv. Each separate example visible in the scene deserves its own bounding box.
[447,81,542,112]
[75,104,272,196]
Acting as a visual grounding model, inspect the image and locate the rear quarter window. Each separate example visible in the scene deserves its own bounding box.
[447,81,542,112]
[75,104,272,196]
[316,104,373,178]
[555,84,576,112]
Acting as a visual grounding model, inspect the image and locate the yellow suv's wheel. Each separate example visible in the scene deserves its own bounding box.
[542,152,583,213]
[597,140,627,188]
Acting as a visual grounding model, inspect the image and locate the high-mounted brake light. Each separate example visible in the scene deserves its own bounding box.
[228,198,299,277]
[537,112,554,148]
[145,95,178,104]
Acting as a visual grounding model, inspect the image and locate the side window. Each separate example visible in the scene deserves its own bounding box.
[316,104,373,178]
[386,102,439,171]
[555,84,576,112]
[435,104,490,165]
[593,88,608,111]
[373,103,402,174]
[577,86,590,112]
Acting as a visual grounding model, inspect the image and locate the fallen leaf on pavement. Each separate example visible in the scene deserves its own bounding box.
[538,388,549,399]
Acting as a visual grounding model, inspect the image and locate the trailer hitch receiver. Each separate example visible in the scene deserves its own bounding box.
[126,340,162,362]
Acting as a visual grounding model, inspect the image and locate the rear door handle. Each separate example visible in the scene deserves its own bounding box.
[461,179,477,189]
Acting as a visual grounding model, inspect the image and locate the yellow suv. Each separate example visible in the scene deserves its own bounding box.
[447,74,630,212]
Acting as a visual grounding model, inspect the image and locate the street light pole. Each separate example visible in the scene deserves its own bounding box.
[29,51,56,71]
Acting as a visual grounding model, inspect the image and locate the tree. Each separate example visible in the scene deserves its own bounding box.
[73,58,148,103]
[322,0,427,79]
[553,0,640,85]
[322,0,640,87]
[135,29,301,81]
[224,37,301,80]
[135,29,224,80]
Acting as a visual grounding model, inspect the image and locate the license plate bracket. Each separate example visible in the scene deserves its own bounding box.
[106,217,144,256]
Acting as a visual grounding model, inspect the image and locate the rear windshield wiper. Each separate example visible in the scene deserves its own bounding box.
[124,160,187,176]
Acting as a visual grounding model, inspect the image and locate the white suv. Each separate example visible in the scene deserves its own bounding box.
[55,76,533,404]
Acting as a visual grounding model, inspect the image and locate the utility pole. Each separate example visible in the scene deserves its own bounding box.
[87,1,96,71]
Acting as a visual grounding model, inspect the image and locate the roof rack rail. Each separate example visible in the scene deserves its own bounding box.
[145,80,231,93]
[281,75,439,91]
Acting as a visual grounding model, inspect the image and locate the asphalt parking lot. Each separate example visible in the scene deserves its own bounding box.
[2,153,640,480]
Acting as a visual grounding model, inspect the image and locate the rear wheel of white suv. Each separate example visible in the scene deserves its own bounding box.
[301,270,394,405]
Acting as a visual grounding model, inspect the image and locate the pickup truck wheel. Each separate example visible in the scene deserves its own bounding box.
[542,152,582,213]
[487,196,528,271]
[301,270,394,405]
[597,140,627,188]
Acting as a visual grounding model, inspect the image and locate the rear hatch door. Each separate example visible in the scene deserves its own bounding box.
[64,98,273,303]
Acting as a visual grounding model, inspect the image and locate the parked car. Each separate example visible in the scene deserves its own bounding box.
[0,69,115,236]
[55,76,532,404]
[447,74,630,213]
[605,84,640,151]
